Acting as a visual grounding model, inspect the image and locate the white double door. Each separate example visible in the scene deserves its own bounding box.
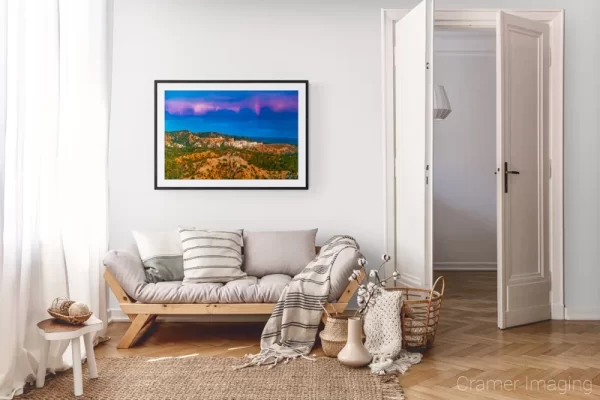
[393,1,551,329]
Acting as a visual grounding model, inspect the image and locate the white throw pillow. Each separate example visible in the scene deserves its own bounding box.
[132,230,183,282]
[179,227,246,284]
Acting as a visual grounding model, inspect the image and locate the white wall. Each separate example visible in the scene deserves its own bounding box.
[110,0,600,317]
[433,31,497,270]
[108,0,400,311]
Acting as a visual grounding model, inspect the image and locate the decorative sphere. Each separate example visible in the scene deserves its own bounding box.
[68,302,90,316]
[53,298,70,311]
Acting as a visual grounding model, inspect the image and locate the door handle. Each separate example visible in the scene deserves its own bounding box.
[504,162,520,193]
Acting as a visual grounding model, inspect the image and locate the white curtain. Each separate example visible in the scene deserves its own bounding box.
[0,1,112,398]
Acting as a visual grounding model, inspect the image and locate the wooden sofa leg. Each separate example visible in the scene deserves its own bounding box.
[117,314,157,349]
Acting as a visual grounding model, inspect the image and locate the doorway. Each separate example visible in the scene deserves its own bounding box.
[381,7,565,328]
[432,28,498,315]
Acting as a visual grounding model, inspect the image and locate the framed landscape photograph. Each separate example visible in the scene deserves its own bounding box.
[155,80,308,189]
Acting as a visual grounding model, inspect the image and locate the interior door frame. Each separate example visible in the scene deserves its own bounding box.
[382,9,565,320]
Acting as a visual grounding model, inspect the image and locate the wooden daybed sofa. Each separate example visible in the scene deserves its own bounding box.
[104,245,365,349]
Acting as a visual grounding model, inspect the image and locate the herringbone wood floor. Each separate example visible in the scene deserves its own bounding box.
[98,271,600,399]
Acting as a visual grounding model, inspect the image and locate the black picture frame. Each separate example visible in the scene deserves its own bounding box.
[154,80,309,190]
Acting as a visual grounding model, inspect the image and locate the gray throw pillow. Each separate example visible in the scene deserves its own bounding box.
[242,229,318,277]
[132,230,184,283]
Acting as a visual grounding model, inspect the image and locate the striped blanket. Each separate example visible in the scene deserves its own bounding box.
[237,235,360,369]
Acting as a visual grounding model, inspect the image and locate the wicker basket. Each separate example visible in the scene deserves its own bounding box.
[319,315,350,357]
[386,276,445,352]
[47,308,93,325]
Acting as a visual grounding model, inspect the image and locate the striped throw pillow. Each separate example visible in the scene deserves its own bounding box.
[179,228,246,284]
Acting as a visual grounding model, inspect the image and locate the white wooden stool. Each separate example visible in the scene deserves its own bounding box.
[37,317,104,397]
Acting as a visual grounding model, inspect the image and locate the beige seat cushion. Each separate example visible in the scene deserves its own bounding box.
[104,245,362,304]
[131,274,291,304]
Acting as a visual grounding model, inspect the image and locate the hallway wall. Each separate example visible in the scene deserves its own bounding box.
[433,30,497,271]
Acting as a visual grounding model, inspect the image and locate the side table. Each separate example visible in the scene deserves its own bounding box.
[37,316,104,397]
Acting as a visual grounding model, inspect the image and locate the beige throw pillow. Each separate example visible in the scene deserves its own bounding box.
[242,229,318,277]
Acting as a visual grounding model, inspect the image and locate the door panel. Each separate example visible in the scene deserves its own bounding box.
[497,11,550,328]
[394,0,434,289]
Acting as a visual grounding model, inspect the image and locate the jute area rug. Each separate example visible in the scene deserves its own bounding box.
[19,356,405,400]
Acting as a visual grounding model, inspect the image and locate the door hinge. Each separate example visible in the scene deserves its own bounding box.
[426,62,430,70]
[426,164,429,184]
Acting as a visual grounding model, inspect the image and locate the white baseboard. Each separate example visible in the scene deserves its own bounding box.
[108,308,126,323]
[107,308,114,323]
[434,262,497,271]
[107,308,271,323]
[551,303,565,320]
[565,307,600,320]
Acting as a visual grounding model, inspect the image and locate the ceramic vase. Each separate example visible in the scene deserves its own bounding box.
[337,316,372,368]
